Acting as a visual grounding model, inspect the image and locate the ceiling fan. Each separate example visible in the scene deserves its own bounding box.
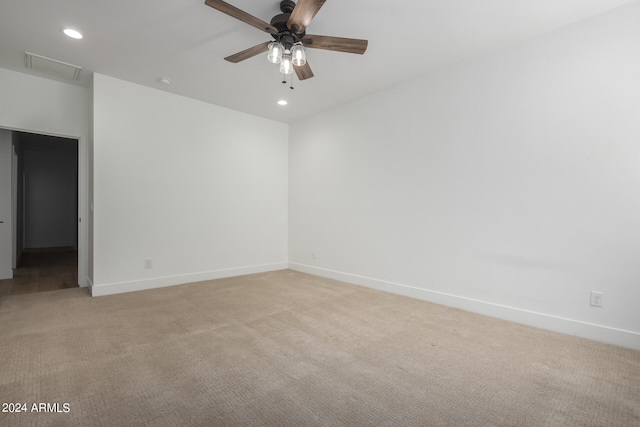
[204,0,368,81]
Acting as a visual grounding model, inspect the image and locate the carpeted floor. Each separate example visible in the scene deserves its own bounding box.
[0,270,638,426]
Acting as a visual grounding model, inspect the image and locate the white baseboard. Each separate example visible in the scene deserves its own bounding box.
[90,262,288,297]
[289,262,640,351]
[86,277,94,293]
[0,269,13,280]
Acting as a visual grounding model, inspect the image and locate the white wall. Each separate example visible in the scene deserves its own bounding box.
[0,68,89,138]
[289,2,640,349]
[91,74,288,295]
[0,68,90,286]
[0,129,12,279]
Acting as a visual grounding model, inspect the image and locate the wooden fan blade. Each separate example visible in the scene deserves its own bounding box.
[224,42,270,63]
[303,34,368,54]
[205,0,277,34]
[287,0,326,34]
[294,61,314,80]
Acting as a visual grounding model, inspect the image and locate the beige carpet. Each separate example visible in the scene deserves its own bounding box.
[0,270,638,426]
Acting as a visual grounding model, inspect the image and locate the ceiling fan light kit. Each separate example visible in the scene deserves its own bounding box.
[205,0,368,83]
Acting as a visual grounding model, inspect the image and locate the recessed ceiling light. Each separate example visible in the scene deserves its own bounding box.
[159,77,171,85]
[63,28,83,39]
[277,100,288,106]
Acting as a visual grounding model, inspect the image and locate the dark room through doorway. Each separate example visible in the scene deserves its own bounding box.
[0,131,79,296]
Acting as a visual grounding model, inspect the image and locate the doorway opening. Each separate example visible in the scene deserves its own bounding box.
[1,131,79,296]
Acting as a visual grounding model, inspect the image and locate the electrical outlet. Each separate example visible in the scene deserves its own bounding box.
[590,291,603,307]
[145,258,152,269]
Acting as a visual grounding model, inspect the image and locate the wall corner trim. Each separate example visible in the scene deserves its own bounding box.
[288,262,640,351]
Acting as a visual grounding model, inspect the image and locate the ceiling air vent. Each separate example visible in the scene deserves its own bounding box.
[25,52,82,80]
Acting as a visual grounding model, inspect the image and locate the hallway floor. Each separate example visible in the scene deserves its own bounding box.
[0,247,78,297]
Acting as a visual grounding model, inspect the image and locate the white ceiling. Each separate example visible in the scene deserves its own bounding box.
[0,0,635,123]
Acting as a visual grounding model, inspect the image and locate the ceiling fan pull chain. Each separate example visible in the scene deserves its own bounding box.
[290,73,295,90]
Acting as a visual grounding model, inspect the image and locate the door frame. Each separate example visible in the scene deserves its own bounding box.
[5,126,88,287]
[11,143,18,269]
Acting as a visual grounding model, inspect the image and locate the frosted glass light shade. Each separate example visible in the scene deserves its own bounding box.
[267,42,284,64]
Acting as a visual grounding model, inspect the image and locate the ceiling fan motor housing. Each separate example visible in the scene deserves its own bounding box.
[271,1,305,49]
